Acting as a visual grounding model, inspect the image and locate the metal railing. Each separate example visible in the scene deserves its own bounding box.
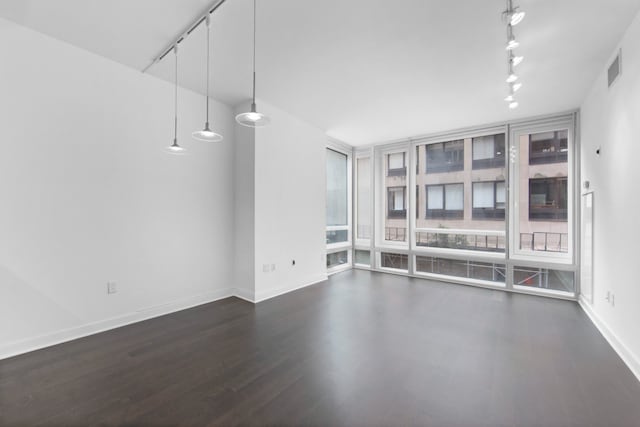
[519,232,568,253]
[385,227,407,241]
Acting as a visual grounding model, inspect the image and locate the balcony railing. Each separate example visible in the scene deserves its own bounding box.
[519,232,568,253]
[385,227,407,242]
[416,228,505,252]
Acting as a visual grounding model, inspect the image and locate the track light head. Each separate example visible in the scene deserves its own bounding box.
[510,10,525,26]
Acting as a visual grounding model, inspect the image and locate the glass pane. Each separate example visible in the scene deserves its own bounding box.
[384,152,407,243]
[380,252,408,270]
[426,140,464,173]
[417,137,506,253]
[326,149,348,226]
[355,249,370,266]
[416,256,506,283]
[356,157,371,239]
[513,266,575,293]
[517,129,569,254]
[327,251,349,269]
[326,230,348,245]
[472,134,505,169]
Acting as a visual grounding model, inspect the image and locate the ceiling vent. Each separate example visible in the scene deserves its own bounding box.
[608,50,622,88]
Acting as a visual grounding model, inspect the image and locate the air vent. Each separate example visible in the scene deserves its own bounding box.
[608,50,622,88]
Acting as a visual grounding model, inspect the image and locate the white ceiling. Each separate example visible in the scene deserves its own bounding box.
[1,0,639,145]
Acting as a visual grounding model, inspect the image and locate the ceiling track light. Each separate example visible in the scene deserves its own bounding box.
[236,0,270,127]
[193,16,223,143]
[166,46,186,155]
[503,0,525,26]
[510,52,524,67]
[506,25,519,51]
[502,0,525,110]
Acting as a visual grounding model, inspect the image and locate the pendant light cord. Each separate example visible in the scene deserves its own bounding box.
[206,17,211,125]
[174,46,178,142]
[252,0,257,104]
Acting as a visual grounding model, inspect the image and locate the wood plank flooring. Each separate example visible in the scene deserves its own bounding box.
[1,270,640,426]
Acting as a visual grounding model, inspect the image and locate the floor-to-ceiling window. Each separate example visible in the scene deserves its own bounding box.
[355,113,577,298]
[326,144,352,273]
[413,131,507,285]
[509,117,575,295]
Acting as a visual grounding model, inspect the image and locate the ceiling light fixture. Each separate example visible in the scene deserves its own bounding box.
[511,54,524,67]
[193,16,223,142]
[504,0,525,26]
[166,46,186,155]
[506,26,519,51]
[236,0,270,127]
[502,0,525,110]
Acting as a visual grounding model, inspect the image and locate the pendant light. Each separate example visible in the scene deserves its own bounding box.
[192,16,223,142]
[166,46,186,154]
[236,0,270,127]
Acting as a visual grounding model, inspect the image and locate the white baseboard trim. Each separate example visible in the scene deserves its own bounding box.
[1,276,332,361]
[253,275,328,303]
[0,287,234,361]
[232,287,256,303]
[579,297,640,383]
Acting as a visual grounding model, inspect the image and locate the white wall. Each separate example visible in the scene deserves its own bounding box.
[580,9,640,380]
[231,101,328,302]
[0,18,236,358]
[233,103,256,301]
[253,101,328,301]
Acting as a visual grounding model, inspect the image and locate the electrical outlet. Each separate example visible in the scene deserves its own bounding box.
[271,263,276,272]
[262,264,270,273]
[107,282,117,294]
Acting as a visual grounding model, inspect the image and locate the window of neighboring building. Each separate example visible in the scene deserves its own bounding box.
[472,181,506,220]
[529,177,567,221]
[426,183,464,219]
[387,186,406,218]
[529,130,568,165]
[472,134,505,169]
[426,140,464,173]
[387,152,406,176]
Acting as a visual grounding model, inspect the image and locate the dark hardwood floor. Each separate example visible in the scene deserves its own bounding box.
[1,270,640,426]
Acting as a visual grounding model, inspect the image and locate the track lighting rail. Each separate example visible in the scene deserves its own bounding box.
[142,0,227,73]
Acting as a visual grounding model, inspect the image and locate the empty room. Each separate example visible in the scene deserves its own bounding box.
[1,0,640,426]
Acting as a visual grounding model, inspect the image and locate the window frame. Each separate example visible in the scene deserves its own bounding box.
[425,139,465,174]
[326,142,353,274]
[509,116,576,267]
[472,133,506,170]
[472,180,506,220]
[425,183,465,219]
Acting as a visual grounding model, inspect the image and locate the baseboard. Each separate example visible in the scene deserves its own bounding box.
[579,297,640,383]
[253,275,328,303]
[232,287,256,303]
[0,287,234,361]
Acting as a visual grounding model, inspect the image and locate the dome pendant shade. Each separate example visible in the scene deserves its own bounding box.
[235,0,270,128]
[192,122,223,142]
[193,16,224,143]
[236,102,270,127]
[165,138,186,155]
